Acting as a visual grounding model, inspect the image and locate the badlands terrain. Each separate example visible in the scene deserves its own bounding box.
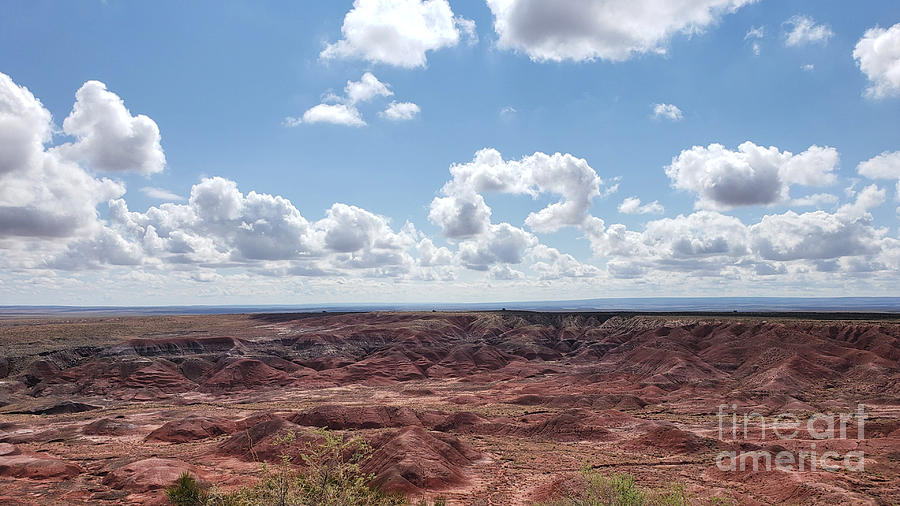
[0,311,898,504]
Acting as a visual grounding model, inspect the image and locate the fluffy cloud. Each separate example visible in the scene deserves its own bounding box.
[101,176,421,274]
[489,264,524,280]
[287,73,410,127]
[858,151,900,196]
[0,74,52,176]
[641,212,750,259]
[428,192,492,239]
[287,103,366,127]
[853,23,900,99]
[591,211,751,276]
[46,226,145,270]
[344,72,393,104]
[750,185,886,261]
[108,177,313,264]
[416,238,453,266]
[318,203,413,253]
[618,197,664,215]
[652,103,683,121]
[784,15,833,47]
[592,184,892,280]
[0,73,126,244]
[380,101,420,121]
[321,0,475,68]
[530,244,601,279]
[665,141,839,210]
[457,223,537,270]
[485,0,753,62]
[430,148,610,237]
[57,81,165,175]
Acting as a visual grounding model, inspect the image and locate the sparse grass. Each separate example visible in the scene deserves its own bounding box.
[540,466,690,506]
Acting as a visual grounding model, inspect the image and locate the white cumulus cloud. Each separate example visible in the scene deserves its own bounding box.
[618,197,664,215]
[457,223,537,270]
[652,103,683,121]
[750,185,887,261]
[0,73,127,245]
[57,80,165,175]
[430,148,610,238]
[665,141,839,210]
[380,101,420,121]
[288,103,366,127]
[321,0,475,68]
[288,73,409,127]
[853,23,900,99]
[344,72,394,105]
[485,0,754,62]
[858,150,900,197]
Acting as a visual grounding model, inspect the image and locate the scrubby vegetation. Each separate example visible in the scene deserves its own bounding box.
[165,437,699,506]
[541,466,691,506]
[165,428,446,506]
[166,472,210,505]
[164,429,701,506]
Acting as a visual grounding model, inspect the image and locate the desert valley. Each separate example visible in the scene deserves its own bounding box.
[0,311,897,504]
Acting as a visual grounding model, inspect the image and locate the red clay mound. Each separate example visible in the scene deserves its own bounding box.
[0,455,83,480]
[217,416,312,461]
[0,426,80,444]
[363,426,481,494]
[177,357,216,382]
[744,353,837,394]
[146,416,235,443]
[318,351,426,384]
[102,458,202,493]
[123,362,195,392]
[21,359,61,387]
[0,443,20,456]
[431,344,519,377]
[704,464,867,504]
[82,418,138,436]
[203,359,293,391]
[627,423,710,455]
[510,394,548,406]
[288,404,423,430]
[518,410,613,442]
[433,412,488,432]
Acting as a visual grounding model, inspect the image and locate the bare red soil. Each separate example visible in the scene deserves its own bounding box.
[0,311,898,504]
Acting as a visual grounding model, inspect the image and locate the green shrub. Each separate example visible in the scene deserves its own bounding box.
[541,466,690,506]
[166,472,208,506]
[179,428,403,506]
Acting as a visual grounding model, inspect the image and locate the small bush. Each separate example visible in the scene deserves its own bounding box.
[166,472,208,506]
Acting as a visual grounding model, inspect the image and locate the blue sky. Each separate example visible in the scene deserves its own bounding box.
[1,0,899,304]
